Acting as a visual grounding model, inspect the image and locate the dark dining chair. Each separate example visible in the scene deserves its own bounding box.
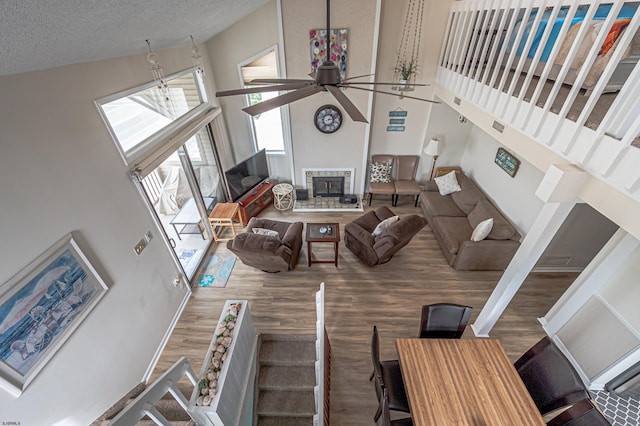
[514,336,590,416]
[419,303,473,339]
[546,398,610,426]
[370,326,410,422]
[381,388,414,426]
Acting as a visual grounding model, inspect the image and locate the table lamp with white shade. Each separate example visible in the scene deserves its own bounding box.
[424,137,442,180]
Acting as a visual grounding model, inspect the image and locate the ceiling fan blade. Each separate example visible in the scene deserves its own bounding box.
[342,82,430,87]
[216,82,312,97]
[343,85,441,104]
[325,85,368,123]
[249,78,313,85]
[243,85,325,116]
[341,73,375,82]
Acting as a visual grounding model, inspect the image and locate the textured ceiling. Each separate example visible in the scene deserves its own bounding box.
[0,0,269,76]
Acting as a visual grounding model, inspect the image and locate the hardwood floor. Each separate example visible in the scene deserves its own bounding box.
[152,201,577,425]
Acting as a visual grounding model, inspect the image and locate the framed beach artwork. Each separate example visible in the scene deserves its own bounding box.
[310,28,348,80]
[0,233,108,397]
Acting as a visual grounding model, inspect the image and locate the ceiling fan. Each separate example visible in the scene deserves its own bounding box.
[215,0,438,124]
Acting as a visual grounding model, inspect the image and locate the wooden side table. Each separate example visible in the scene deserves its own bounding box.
[306,223,340,267]
[273,183,294,210]
[208,203,242,242]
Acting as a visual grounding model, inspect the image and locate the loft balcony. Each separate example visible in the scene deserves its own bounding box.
[435,0,640,238]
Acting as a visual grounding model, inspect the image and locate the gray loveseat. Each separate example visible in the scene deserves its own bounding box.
[420,169,521,270]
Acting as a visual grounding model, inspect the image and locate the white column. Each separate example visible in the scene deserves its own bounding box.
[471,163,587,337]
[471,201,575,337]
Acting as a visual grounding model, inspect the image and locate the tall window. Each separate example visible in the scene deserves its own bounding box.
[240,48,285,154]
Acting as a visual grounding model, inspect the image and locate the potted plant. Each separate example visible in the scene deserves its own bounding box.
[393,58,418,89]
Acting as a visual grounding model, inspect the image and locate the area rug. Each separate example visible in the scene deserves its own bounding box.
[198,252,237,288]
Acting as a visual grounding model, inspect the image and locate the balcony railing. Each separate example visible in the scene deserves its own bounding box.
[437,0,640,198]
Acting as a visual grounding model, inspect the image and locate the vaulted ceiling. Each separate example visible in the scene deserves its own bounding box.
[0,0,269,76]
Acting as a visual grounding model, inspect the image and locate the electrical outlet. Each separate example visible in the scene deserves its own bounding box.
[133,239,147,255]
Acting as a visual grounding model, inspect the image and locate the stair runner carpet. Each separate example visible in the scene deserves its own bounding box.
[90,384,195,426]
[256,334,317,426]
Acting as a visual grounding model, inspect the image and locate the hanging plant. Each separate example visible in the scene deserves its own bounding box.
[392,0,425,92]
[394,58,418,81]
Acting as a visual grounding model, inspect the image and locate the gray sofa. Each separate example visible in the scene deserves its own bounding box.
[420,170,521,270]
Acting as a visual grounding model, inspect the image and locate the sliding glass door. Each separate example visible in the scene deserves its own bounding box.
[140,126,224,280]
[97,68,227,285]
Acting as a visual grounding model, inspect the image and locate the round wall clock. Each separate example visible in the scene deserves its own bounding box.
[314,104,343,134]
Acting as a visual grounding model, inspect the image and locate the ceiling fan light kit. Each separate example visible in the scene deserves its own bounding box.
[215,0,438,125]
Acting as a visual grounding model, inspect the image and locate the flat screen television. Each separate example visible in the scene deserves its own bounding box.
[224,149,270,201]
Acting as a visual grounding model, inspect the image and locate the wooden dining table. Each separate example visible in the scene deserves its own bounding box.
[396,338,545,425]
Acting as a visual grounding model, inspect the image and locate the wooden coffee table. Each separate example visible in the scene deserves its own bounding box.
[306,223,340,267]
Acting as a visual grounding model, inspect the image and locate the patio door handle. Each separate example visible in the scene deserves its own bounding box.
[169,238,177,249]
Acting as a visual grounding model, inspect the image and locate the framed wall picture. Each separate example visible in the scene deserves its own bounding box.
[310,28,348,80]
[0,233,108,397]
[495,148,521,177]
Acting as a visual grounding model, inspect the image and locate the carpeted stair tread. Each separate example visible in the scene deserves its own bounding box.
[258,365,315,390]
[137,420,194,426]
[91,383,147,424]
[260,333,315,342]
[152,399,192,420]
[257,415,314,426]
[257,389,315,416]
[259,340,315,365]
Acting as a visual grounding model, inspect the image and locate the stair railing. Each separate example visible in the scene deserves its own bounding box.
[314,282,331,426]
[107,357,197,426]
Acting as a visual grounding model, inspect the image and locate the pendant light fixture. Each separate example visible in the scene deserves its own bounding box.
[145,39,169,97]
[190,35,205,75]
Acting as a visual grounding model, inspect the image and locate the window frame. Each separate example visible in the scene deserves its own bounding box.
[95,68,208,166]
[238,45,287,156]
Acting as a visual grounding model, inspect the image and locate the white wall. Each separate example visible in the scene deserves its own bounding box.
[281,0,377,193]
[460,126,545,235]
[370,0,453,173]
[207,0,454,191]
[207,0,291,180]
[420,100,472,182]
[0,45,203,423]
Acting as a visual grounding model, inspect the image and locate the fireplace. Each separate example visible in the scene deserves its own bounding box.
[313,176,344,197]
[301,168,354,200]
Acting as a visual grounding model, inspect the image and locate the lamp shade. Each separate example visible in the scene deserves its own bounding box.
[424,138,441,156]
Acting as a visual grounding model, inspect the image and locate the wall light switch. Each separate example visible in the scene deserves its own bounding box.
[144,231,153,242]
[133,238,147,255]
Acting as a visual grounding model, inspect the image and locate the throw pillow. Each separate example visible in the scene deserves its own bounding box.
[372,215,400,237]
[470,218,494,241]
[370,162,392,183]
[252,227,280,238]
[434,170,462,196]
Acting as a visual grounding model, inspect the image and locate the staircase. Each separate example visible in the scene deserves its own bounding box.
[91,385,195,425]
[256,334,317,426]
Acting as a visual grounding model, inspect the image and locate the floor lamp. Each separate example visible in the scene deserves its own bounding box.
[424,138,442,180]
